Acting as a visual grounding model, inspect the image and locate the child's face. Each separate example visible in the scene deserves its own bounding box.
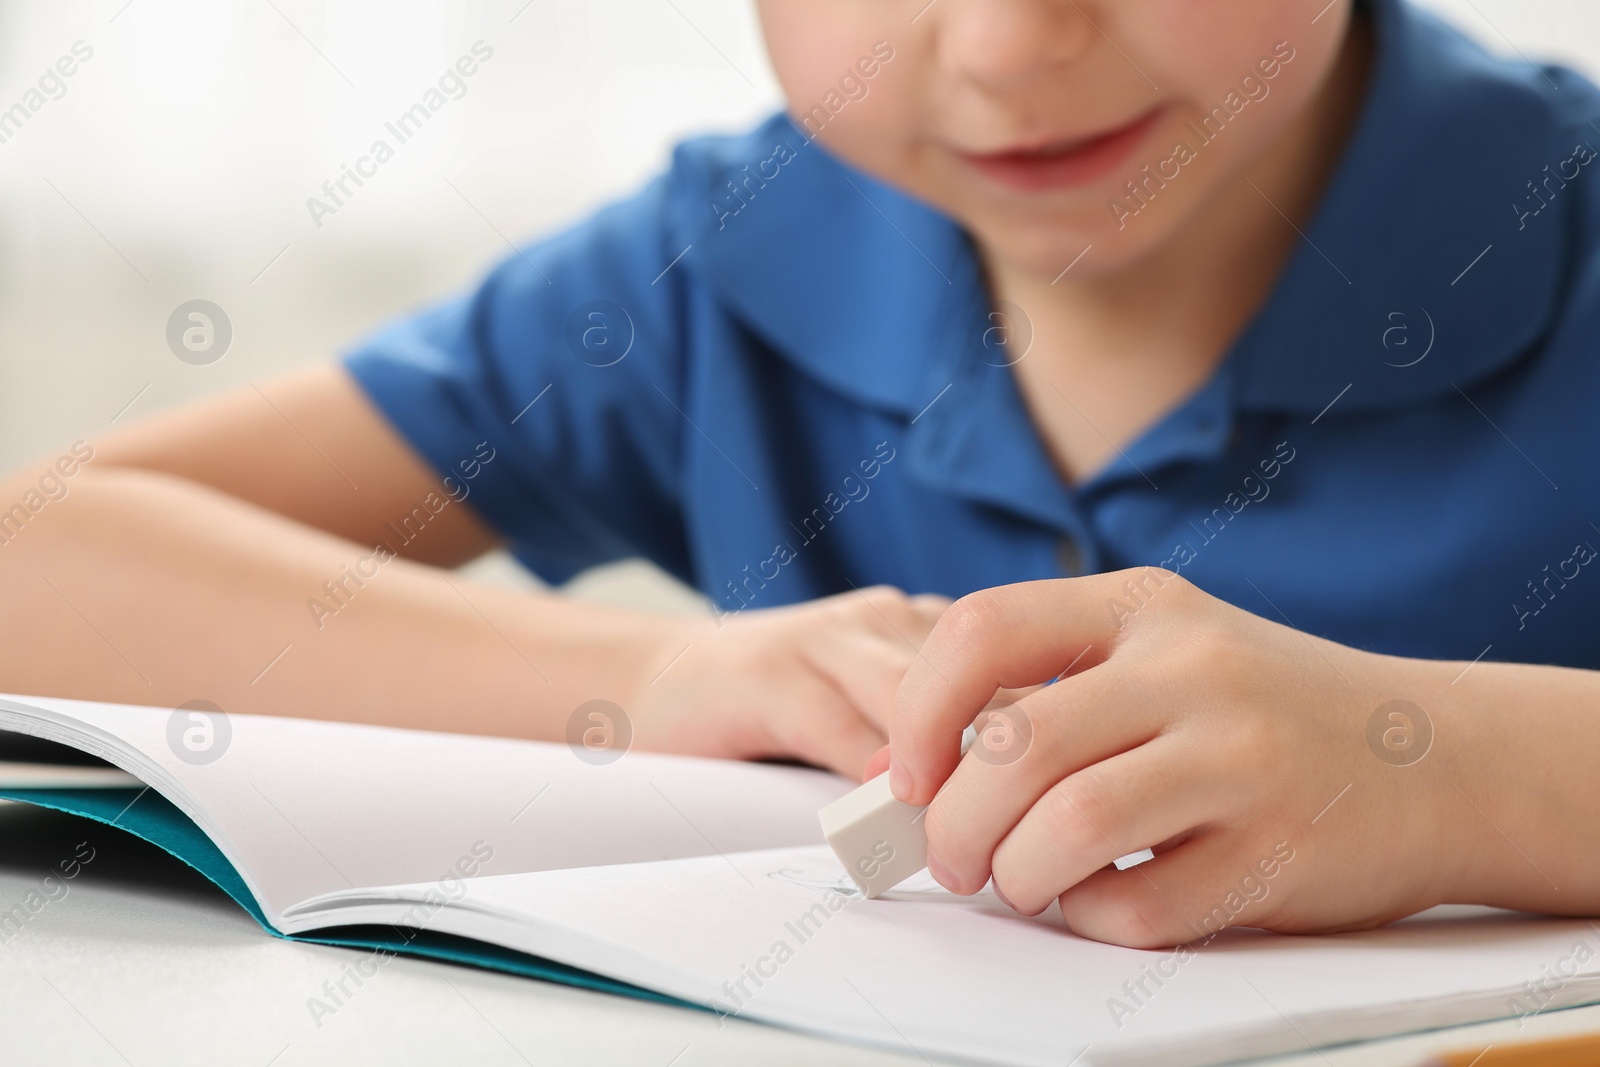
[757,1,1356,278]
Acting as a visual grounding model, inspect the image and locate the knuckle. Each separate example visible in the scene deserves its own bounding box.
[937,591,1007,650]
[1086,892,1174,950]
[1165,632,1231,690]
[1122,565,1187,602]
[854,584,911,621]
[1150,620,1254,703]
[859,583,903,607]
[1200,620,1254,668]
[1142,568,1196,623]
[990,851,1049,916]
[1151,567,1195,600]
[1134,564,1180,588]
[1044,776,1121,851]
[1223,708,1287,774]
[1106,567,1190,639]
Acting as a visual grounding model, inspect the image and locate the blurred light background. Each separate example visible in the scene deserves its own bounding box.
[1,0,1596,606]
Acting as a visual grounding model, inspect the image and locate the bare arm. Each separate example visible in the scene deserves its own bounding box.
[86,364,497,568]
[0,365,671,735]
[0,365,944,775]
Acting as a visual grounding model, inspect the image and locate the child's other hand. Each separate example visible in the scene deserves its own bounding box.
[888,570,1466,948]
[628,587,949,780]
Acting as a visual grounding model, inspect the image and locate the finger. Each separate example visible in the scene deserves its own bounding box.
[987,738,1229,915]
[1055,833,1294,949]
[761,677,887,780]
[863,744,891,780]
[908,592,953,627]
[802,629,914,731]
[839,585,947,648]
[892,572,1172,803]
[922,669,1167,894]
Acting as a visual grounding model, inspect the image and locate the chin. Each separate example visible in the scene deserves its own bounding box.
[972,212,1169,280]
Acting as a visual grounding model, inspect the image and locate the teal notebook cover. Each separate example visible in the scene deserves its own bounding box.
[0,786,692,1011]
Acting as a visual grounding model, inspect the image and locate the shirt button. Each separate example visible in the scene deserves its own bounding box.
[1056,537,1084,576]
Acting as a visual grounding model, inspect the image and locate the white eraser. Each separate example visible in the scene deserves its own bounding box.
[818,772,929,898]
[818,728,976,899]
[819,728,1154,898]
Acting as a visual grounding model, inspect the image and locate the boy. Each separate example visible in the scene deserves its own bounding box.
[4,0,1600,945]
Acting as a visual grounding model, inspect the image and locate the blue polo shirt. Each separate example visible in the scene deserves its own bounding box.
[346,0,1600,670]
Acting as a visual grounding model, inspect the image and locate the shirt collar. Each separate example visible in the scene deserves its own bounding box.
[675,136,1083,524]
[1230,0,1574,415]
[675,0,1577,424]
[673,118,967,418]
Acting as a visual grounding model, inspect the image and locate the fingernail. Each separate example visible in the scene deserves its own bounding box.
[991,879,1017,912]
[888,755,911,800]
[926,852,959,892]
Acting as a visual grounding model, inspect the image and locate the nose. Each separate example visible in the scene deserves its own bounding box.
[935,0,1097,91]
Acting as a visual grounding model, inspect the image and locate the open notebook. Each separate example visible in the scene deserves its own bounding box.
[3,693,1599,1067]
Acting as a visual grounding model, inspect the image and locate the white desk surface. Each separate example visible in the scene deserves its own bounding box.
[4,800,1599,1067]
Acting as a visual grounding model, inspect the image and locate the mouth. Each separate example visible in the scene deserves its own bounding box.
[957,106,1167,192]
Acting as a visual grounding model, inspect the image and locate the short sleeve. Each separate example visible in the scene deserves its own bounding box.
[343,173,693,585]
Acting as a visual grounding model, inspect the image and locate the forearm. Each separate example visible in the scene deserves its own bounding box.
[0,466,686,737]
[1423,654,1600,913]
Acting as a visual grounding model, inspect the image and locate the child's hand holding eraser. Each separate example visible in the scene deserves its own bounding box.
[820,724,1153,898]
[841,576,1569,948]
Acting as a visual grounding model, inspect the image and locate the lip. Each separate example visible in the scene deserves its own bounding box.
[957,107,1167,192]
